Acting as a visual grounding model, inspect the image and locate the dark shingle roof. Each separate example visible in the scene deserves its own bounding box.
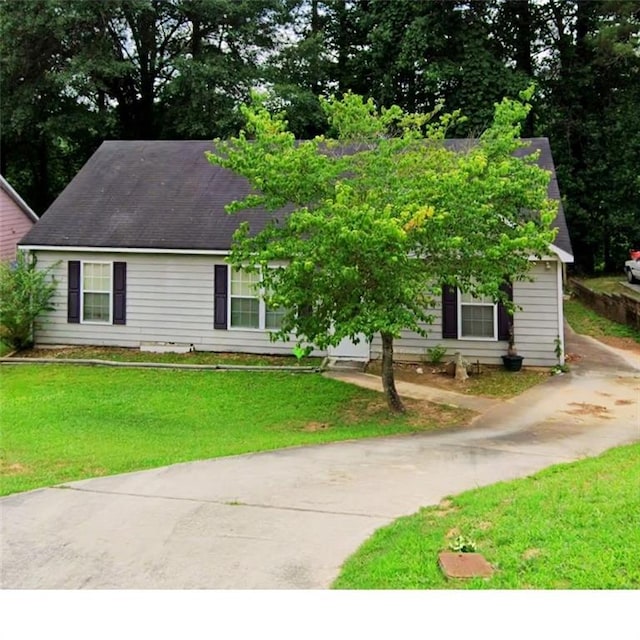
[21,138,572,258]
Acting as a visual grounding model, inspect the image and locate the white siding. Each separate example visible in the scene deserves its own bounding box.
[370,261,562,367]
[32,251,325,356]
[33,252,563,365]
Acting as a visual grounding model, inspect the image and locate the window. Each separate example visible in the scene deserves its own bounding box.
[265,303,286,330]
[82,262,111,323]
[68,261,126,325]
[229,268,286,330]
[459,292,497,339]
[442,284,511,341]
[230,269,260,328]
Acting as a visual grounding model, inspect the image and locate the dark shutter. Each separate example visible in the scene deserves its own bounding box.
[497,281,514,341]
[113,262,127,325]
[67,261,80,323]
[214,264,228,329]
[442,285,458,339]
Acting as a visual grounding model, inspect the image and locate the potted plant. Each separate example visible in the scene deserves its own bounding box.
[501,323,524,372]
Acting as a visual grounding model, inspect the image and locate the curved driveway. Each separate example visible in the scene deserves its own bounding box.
[1,329,638,589]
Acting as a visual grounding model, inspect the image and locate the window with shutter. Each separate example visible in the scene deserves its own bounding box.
[442,282,513,340]
[68,260,127,325]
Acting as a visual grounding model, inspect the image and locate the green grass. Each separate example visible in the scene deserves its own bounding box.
[575,275,640,301]
[564,298,640,343]
[0,364,471,496]
[461,368,549,397]
[333,443,640,589]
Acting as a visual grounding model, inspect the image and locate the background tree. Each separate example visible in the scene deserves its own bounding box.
[0,0,284,209]
[0,0,112,213]
[536,0,640,273]
[1,0,637,274]
[207,91,557,412]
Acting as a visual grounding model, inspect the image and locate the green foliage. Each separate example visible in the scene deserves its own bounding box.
[554,335,563,362]
[207,91,557,409]
[537,1,640,273]
[448,535,477,553]
[0,253,57,350]
[292,343,313,363]
[1,0,637,277]
[425,344,448,365]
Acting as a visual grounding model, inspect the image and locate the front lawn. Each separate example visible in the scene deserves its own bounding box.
[0,364,472,496]
[333,442,640,589]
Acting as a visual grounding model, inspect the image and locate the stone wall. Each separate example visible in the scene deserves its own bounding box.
[570,279,640,330]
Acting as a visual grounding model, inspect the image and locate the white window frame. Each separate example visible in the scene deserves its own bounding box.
[80,261,113,324]
[457,290,498,341]
[228,267,286,332]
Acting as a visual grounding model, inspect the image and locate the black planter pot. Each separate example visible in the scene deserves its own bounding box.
[502,354,524,372]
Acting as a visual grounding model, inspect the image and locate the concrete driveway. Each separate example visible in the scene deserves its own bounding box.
[1,330,638,589]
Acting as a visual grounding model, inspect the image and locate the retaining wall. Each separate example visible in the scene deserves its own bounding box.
[570,279,640,330]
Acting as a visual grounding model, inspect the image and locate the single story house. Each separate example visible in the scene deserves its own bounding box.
[19,138,573,366]
[1,175,38,262]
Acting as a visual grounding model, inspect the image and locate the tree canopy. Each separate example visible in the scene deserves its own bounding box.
[1,0,638,273]
[206,91,557,411]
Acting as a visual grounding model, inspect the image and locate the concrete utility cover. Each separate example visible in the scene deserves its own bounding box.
[438,552,494,579]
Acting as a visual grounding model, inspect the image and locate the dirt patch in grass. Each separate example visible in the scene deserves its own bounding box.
[336,396,474,431]
[431,499,460,518]
[0,461,30,475]
[302,422,330,432]
[403,399,474,429]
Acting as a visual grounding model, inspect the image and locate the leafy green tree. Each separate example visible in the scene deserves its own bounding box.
[0,253,58,350]
[0,0,111,213]
[0,0,286,209]
[536,0,640,273]
[207,91,557,411]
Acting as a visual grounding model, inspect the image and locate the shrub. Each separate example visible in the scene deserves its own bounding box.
[426,344,448,365]
[0,252,57,350]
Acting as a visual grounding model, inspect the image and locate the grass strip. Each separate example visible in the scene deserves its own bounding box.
[333,443,640,589]
[564,299,640,343]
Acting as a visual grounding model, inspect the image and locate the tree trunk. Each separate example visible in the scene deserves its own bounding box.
[380,331,405,413]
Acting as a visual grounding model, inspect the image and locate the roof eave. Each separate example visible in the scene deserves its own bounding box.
[0,176,39,222]
[19,244,231,256]
[549,243,574,264]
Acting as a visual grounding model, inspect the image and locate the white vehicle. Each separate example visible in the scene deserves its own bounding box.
[625,250,640,283]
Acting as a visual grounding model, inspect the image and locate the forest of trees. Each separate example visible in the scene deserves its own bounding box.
[1,0,638,273]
